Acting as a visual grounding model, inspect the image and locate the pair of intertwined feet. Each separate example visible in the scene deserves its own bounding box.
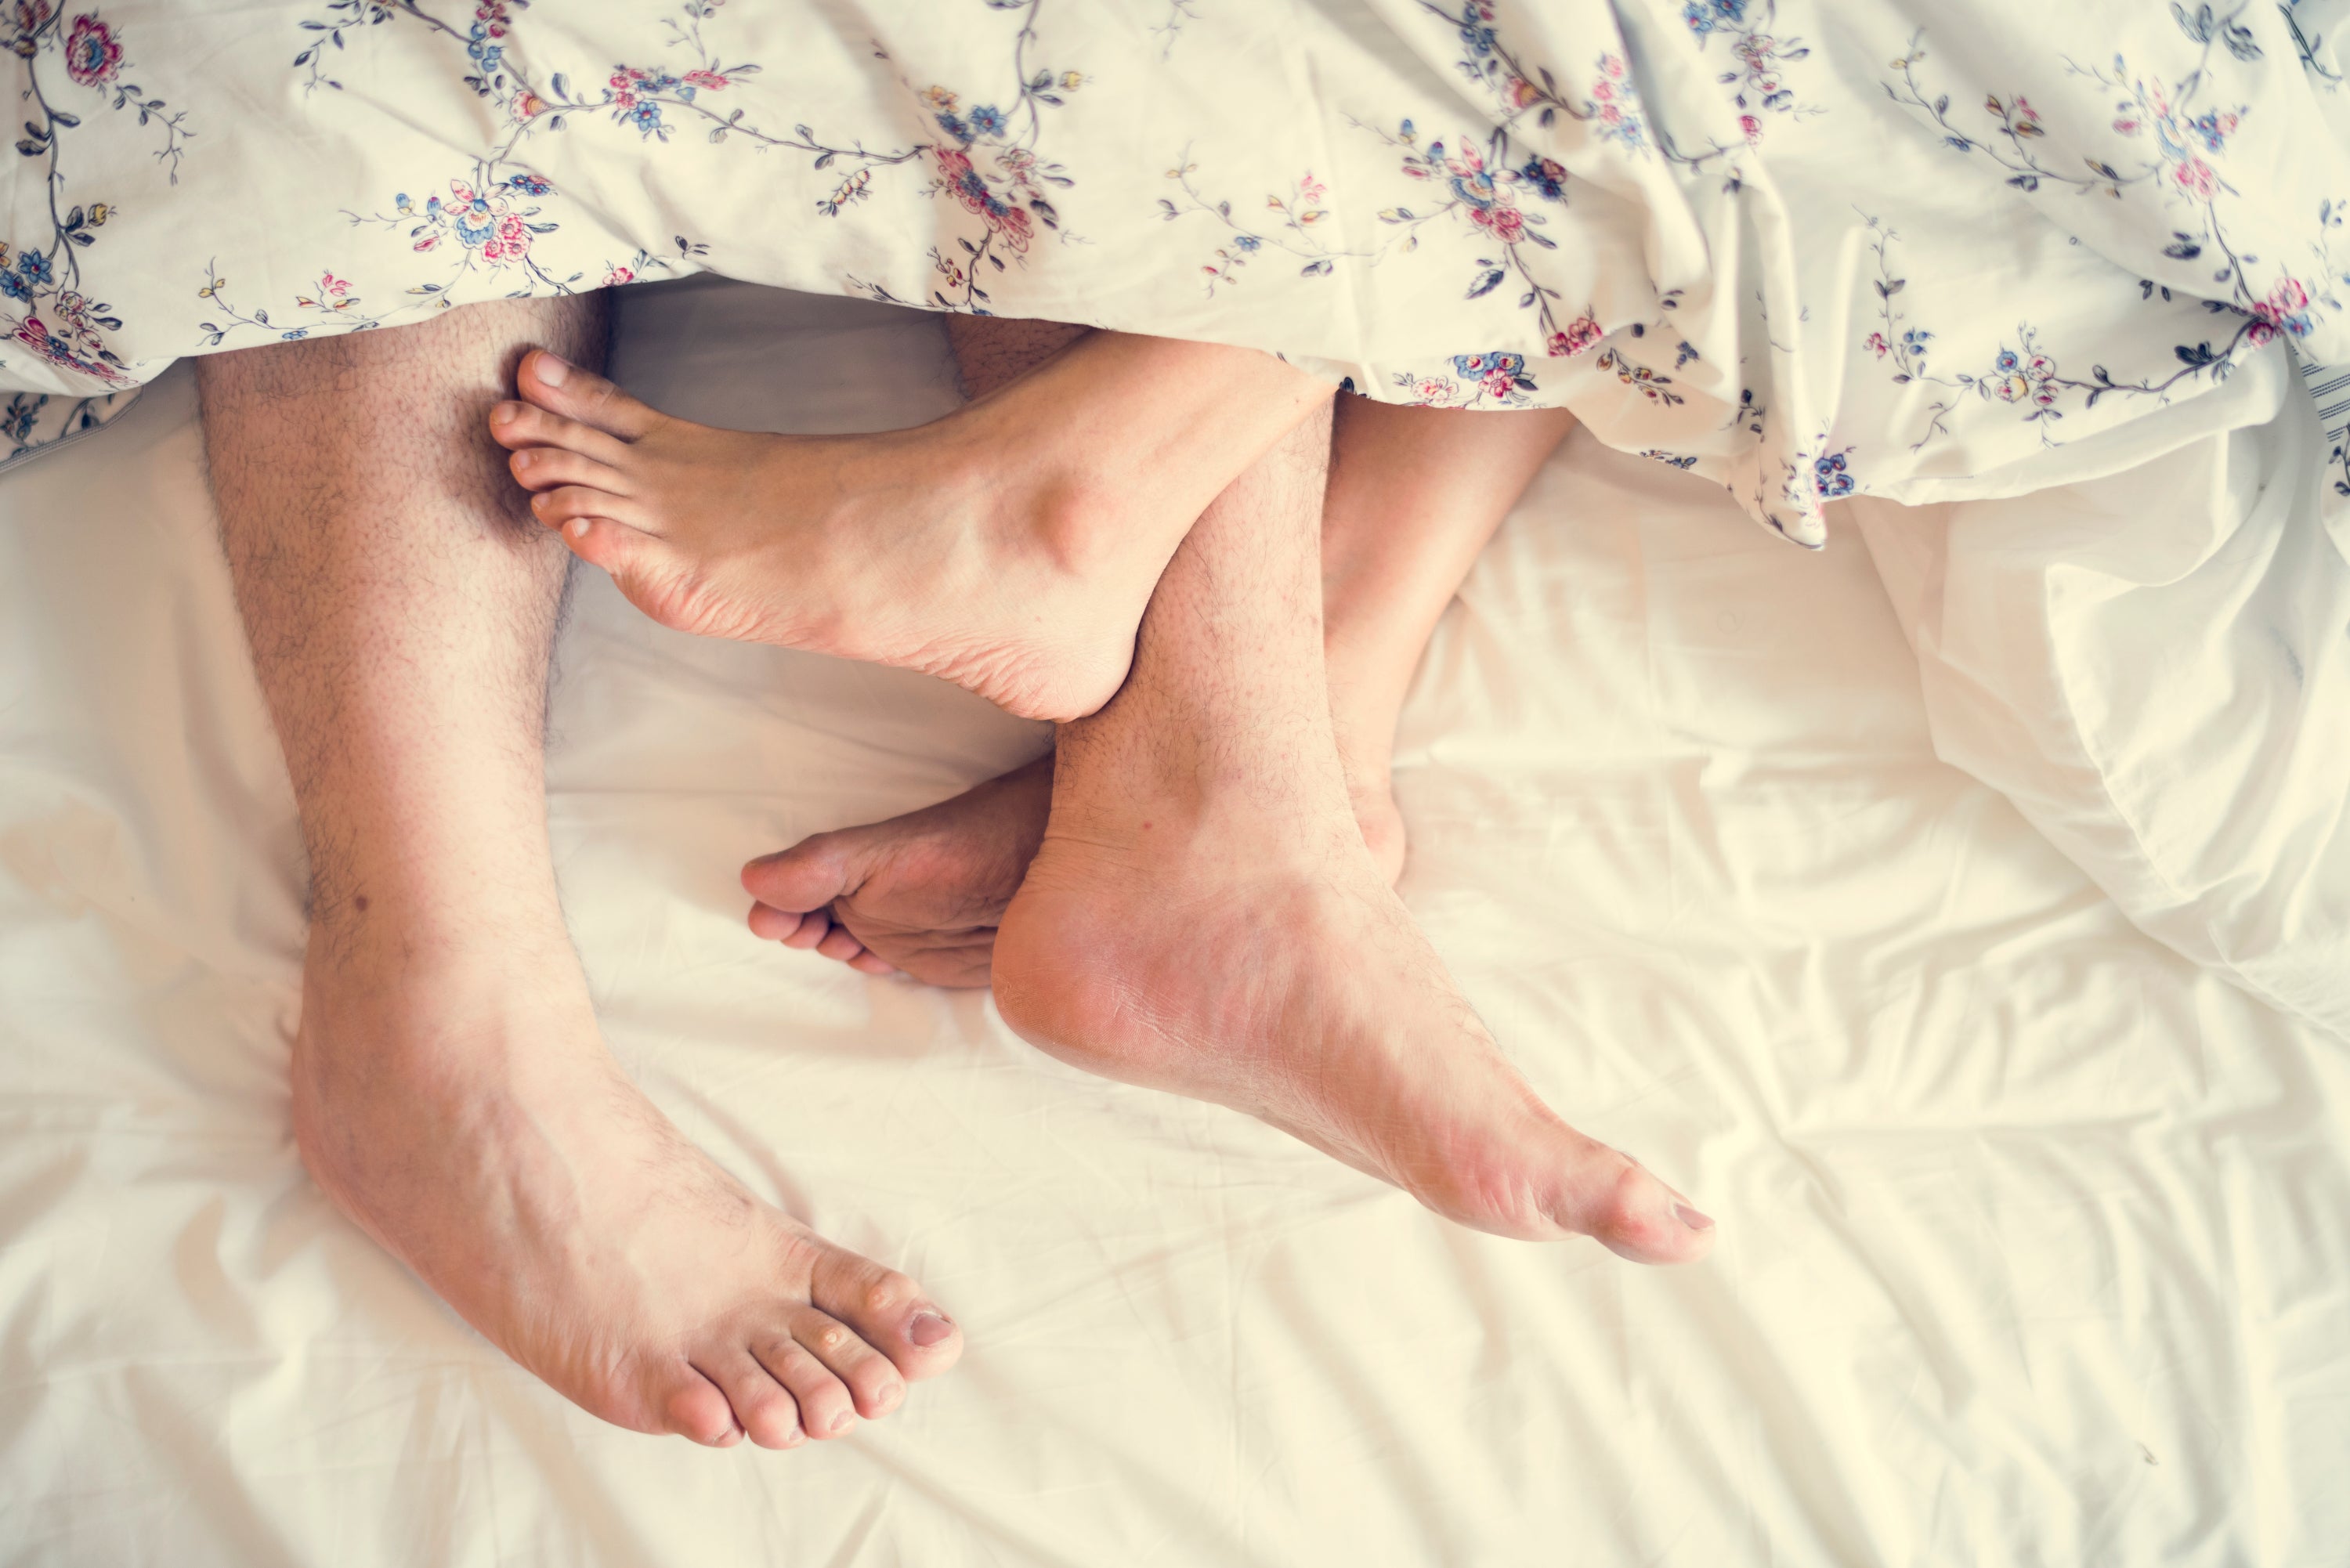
[342,348,1712,1451]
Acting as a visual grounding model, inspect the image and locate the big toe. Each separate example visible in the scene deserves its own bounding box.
[518,349,665,440]
[1549,1140,1716,1266]
[743,836,859,918]
[804,1243,964,1382]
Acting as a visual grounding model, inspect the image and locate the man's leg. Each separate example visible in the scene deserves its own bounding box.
[990,403,1712,1259]
[199,298,962,1449]
[743,388,1571,981]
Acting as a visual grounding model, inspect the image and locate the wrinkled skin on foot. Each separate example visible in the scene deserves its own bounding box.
[295,928,964,1447]
[991,815,1717,1263]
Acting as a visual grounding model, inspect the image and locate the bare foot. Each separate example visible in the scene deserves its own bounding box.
[743,733,1404,988]
[991,793,1715,1261]
[295,913,964,1447]
[744,756,1054,989]
[488,342,1325,723]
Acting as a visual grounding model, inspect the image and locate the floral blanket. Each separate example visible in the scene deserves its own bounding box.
[1,0,2345,541]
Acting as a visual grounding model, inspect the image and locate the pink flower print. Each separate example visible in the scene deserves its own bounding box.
[1471,202,1525,243]
[63,13,121,88]
[1865,331,1889,358]
[1993,372,2030,403]
[1592,79,1614,103]
[480,212,532,264]
[320,272,351,298]
[602,264,635,287]
[2173,157,2218,201]
[2271,277,2310,313]
[1549,315,1604,357]
[1600,52,1625,79]
[683,69,728,92]
[1412,377,1450,403]
[1741,113,1762,143]
[512,89,546,118]
[2113,116,2141,135]
[2246,320,2277,348]
[1298,171,1327,205]
[1506,75,1542,109]
[2025,353,2055,380]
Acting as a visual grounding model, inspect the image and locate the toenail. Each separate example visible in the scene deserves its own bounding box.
[534,351,571,386]
[492,402,519,425]
[1675,1204,1715,1232]
[566,516,589,540]
[908,1312,954,1346]
[830,1411,854,1434]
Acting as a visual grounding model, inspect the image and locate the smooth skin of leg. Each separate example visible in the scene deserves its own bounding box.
[199,297,963,1451]
[989,403,1712,1259]
[747,363,1574,985]
[485,327,1331,723]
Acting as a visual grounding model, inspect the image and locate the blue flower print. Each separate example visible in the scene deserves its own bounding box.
[0,268,28,304]
[507,172,553,196]
[1518,157,1567,201]
[1813,450,1854,497]
[16,249,53,286]
[935,110,967,141]
[1683,0,1746,34]
[627,101,666,138]
[966,104,1007,137]
[1235,233,1262,251]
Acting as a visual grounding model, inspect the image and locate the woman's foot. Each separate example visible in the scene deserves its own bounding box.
[742,728,1407,988]
[991,779,1714,1259]
[295,912,964,1447]
[489,340,1329,723]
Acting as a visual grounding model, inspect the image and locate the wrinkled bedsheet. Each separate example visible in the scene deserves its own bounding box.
[3,2,2350,544]
[3,279,2348,1565]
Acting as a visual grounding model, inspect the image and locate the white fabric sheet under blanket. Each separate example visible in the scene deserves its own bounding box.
[4,279,2349,1564]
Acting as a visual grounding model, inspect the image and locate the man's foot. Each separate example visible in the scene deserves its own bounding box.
[743,737,1405,988]
[295,917,964,1447]
[990,793,1716,1261]
[745,756,1055,989]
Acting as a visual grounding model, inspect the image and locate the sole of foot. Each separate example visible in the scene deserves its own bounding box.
[743,753,1412,988]
[293,927,964,1447]
[486,349,1162,724]
[988,817,1716,1263]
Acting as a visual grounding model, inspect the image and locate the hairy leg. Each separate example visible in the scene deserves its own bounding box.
[991,403,1712,1259]
[200,297,961,1450]
[750,370,1571,983]
[486,327,1329,721]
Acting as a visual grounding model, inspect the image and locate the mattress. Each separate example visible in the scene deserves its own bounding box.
[2,277,2345,1565]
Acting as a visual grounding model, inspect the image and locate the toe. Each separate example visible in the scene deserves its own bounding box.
[806,1246,965,1382]
[509,444,632,497]
[704,1349,805,1450]
[519,349,667,441]
[847,950,898,977]
[753,1334,857,1440]
[747,901,816,942]
[741,834,869,918]
[1548,1139,1717,1266]
[779,909,833,951]
[487,399,632,464]
[530,483,639,532]
[790,1305,906,1422]
[660,1368,742,1447]
[815,927,866,964]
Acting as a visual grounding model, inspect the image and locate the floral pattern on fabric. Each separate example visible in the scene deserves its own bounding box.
[0,0,2345,544]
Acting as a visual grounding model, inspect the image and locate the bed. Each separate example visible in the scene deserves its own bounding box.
[2,276,2345,1565]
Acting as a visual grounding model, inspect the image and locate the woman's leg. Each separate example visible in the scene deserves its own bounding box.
[486,329,1329,723]
[745,388,1572,985]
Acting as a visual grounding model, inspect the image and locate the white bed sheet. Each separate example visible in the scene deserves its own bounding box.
[2,278,2346,1566]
